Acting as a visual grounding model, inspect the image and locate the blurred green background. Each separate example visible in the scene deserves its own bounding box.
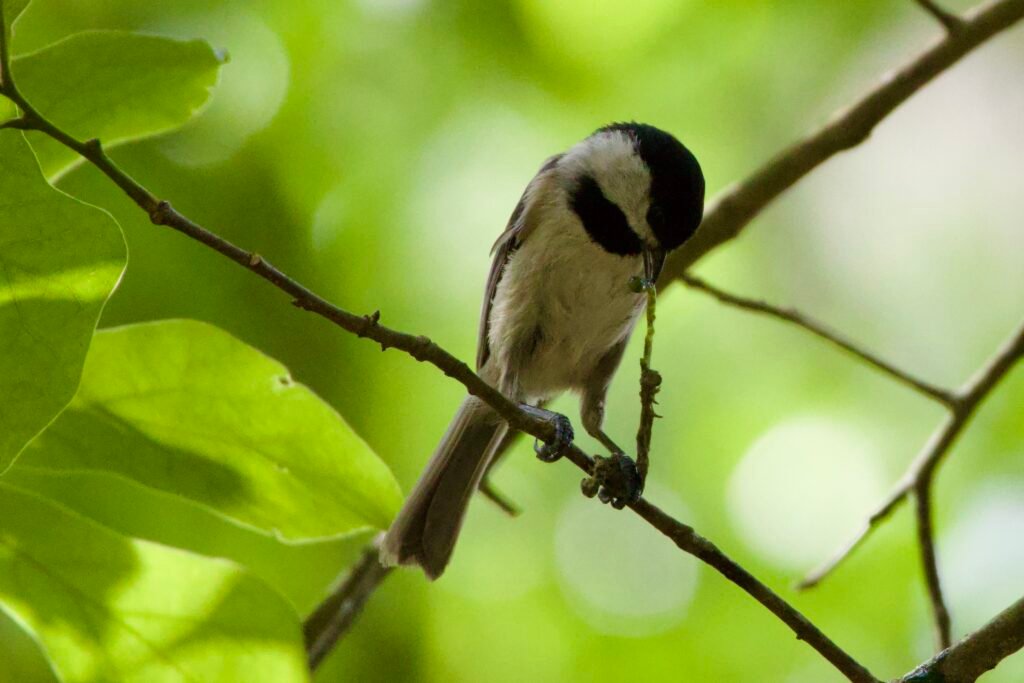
[7,0,1024,680]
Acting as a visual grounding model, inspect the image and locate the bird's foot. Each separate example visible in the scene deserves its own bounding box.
[529,409,574,463]
[581,451,643,509]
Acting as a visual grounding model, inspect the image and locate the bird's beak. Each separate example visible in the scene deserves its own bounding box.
[642,246,665,285]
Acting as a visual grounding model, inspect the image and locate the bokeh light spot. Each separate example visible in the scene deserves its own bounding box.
[554,484,698,636]
[158,9,290,167]
[941,481,1024,624]
[436,472,549,603]
[311,185,347,251]
[727,416,886,569]
[355,0,426,16]
[406,107,555,308]
[516,0,689,67]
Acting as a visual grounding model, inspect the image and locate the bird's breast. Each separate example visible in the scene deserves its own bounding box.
[487,215,646,401]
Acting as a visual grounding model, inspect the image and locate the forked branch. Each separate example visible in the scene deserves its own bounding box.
[799,321,1024,649]
[915,0,968,32]
[3,1,1022,679]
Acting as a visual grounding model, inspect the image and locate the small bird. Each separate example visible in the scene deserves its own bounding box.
[381,122,705,579]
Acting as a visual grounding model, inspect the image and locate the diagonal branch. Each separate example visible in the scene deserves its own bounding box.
[0,39,881,683]
[303,536,392,670]
[659,0,1024,286]
[308,445,883,681]
[680,274,959,407]
[897,596,1024,682]
[798,321,1024,596]
[4,2,1021,679]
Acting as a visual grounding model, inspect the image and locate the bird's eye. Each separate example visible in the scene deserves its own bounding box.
[647,204,666,231]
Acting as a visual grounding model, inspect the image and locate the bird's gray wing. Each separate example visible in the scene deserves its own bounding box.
[476,154,562,370]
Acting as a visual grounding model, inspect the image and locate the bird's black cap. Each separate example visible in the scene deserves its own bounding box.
[597,122,705,251]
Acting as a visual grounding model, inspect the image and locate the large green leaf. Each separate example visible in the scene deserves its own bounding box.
[0,482,308,683]
[17,319,403,540]
[12,30,226,179]
[0,130,126,471]
[0,605,59,683]
[1,0,30,37]
[4,466,372,614]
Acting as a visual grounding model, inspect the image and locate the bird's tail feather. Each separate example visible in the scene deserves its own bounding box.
[380,396,506,579]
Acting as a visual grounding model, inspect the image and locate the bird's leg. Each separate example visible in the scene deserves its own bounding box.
[522,404,574,463]
[581,265,661,508]
[579,400,644,508]
[591,427,625,457]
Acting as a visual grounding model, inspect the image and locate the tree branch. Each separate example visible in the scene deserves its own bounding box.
[4,2,1021,679]
[915,0,968,33]
[478,477,521,516]
[0,115,30,130]
[658,0,1024,286]
[914,477,953,649]
[798,320,1024,593]
[0,34,881,683]
[624,496,878,681]
[680,274,959,407]
[897,596,1024,682]
[303,536,392,670]
[635,278,660,482]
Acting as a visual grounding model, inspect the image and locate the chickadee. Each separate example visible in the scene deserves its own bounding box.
[381,122,705,579]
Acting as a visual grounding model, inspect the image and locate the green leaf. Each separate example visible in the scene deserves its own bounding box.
[1,0,31,37]
[17,319,403,540]
[0,606,59,683]
[12,30,227,179]
[0,482,308,683]
[4,467,373,614]
[0,130,126,471]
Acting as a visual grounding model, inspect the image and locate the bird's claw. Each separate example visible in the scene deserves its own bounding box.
[581,451,643,509]
[533,413,574,463]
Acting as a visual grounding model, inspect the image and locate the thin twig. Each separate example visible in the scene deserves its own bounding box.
[915,0,968,32]
[659,0,1024,285]
[799,320,1024,590]
[0,68,880,683]
[680,274,959,408]
[303,537,392,670]
[4,4,1021,679]
[914,478,953,649]
[623,496,878,681]
[478,478,521,517]
[635,279,660,482]
[897,596,1024,682]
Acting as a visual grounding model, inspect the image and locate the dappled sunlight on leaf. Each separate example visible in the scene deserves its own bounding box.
[0,130,125,471]
[14,320,403,540]
[12,30,226,179]
[0,483,308,683]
